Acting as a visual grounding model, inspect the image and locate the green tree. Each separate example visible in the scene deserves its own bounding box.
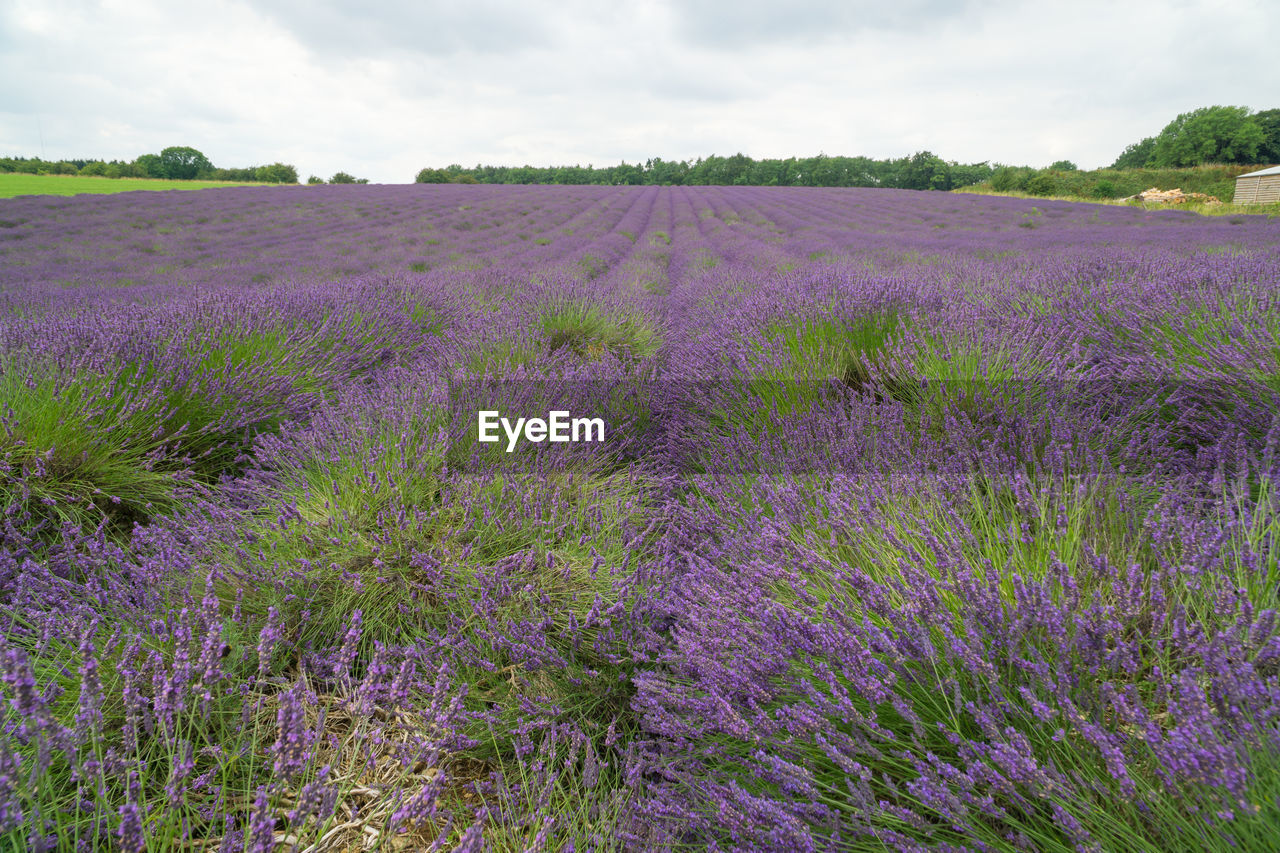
[330,171,357,184]
[1148,106,1265,167]
[1048,159,1078,171]
[255,163,298,183]
[306,175,324,184]
[644,157,688,186]
[897,151,951,190]
[134,153,163,178]
[612,161,644,185]
[950,161,994,188]
[158,146,213,179]
[113,161,145,178]
[1254,108,1280,163]
[1112,136,1155,169]
[214,167,257,181]
[415,167,449,183]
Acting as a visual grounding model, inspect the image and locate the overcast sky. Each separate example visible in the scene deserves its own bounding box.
[1,0,1277,183]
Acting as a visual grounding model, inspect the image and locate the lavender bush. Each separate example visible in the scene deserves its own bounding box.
[1,183,1279,850]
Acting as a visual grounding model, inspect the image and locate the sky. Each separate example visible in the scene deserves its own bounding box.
[1,0,1277,183]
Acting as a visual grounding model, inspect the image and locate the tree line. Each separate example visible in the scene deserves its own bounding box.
[412,106,1279,191]
[0,146,301,183]
[10,107,1274,193]
[415,151,1001,190]
[0,146,380,185]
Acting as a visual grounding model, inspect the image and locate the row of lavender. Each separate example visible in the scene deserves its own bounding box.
[1,185,1279,851]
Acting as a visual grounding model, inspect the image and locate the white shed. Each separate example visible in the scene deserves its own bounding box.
[1233,165,1280,204]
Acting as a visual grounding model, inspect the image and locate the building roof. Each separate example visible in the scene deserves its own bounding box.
[1238,165,1280,178]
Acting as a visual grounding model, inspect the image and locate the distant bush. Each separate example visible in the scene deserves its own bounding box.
[1048,159,1078,171]
[211,167,252,182]
[330,172,357,184]
[110,162,146,179]
[1024,173,1058,196]
[306,175,324,184]
[1092,179,1117,198]
[991,166,1033,192]
[415,168,450,184]
[79,161,108,177]
[255,163,299,184]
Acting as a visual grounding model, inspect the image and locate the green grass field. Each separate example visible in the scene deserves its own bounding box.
[0,173,279,198]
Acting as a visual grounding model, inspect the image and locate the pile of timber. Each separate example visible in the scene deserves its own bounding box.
[1122,187,1222,205]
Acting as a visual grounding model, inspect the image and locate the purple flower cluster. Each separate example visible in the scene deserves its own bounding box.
[1,183,1279,849]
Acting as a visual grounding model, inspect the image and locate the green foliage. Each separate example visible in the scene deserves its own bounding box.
[306,174,324,184]
[964,163,1257,203]
[134,153,163,178]
[1024,173,1058,196]
[722,471,1280,852]
[1048,159,1078,171]
[897,151,952,191]
[948,160,994,188]
[412,152,993,190]
[577,254,608,280]
[254,162,298,184]
[1150,106,1266,167]
[991,166,1035,192]
[1112,137,1157,169]
[0,365,186,534]
[1256,108,1280,163]
[329,171,357,184]
[0,313,403,536]
[158,146,213,180]
[209,167,258,182]
[220,384,657,768]
[698,311,904,455]
[114,161,146,178]
[5,151,305,186]
[540,300,661,363]
[1113,106,1274,169]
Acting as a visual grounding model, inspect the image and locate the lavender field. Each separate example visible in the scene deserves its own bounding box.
[2,184,1280,851]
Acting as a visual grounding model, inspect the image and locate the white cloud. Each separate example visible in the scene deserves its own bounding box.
[0,0,1276,181]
